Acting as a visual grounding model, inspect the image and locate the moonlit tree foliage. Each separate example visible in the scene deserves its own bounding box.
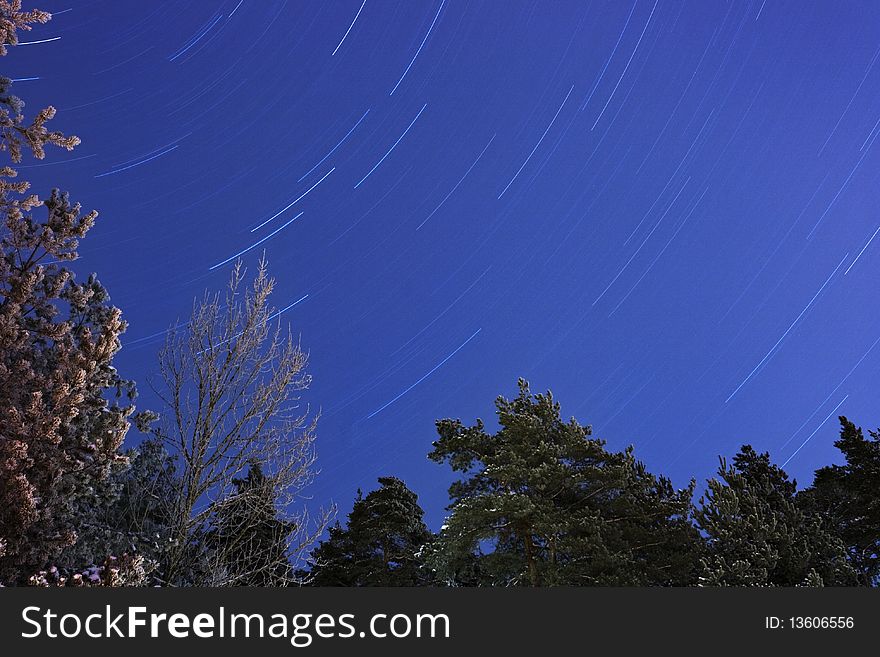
[56,437,178,583]
[695,445,856,587]
[0,3,135,584]
[135,259,332,586]
[0,1,49,57]
[26,554,150,587]
[427,379,701,586]
[307,477,433,586]
[799,417,880,586]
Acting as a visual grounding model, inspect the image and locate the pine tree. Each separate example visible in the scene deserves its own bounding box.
[427,379,700,586]
[308,477,433,586]
[57,438,178,583]
[204,462,296,586]
[0,3,134,583]
[799,417,880,586]
[696,445,856,586]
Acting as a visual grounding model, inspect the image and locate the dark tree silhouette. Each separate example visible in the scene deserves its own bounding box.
[309,477,433,586]
[799,417,880,586]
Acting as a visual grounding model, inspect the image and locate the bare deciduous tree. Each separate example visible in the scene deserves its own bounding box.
[136,258,331,586]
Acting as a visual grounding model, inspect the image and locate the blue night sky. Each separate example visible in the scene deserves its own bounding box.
[8,0,880,527]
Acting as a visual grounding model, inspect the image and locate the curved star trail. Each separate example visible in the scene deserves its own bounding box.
[297,109,370,183]
[331,0,367,57]
[389,0,446,96]
[14,0,880,526]
[210,211,304,270]
[353,102,427,188]
[366,327,482,419]
[251,167,335,232]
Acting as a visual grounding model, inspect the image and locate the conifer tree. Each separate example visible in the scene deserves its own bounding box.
[799,417,880,586]
[308,477,433,586]
[0,3,134,583]
[57,438,177,582]
[696,445,856,586]
[204,462,297,586]
[427,379,700,586]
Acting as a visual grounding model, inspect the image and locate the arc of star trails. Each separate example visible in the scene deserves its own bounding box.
[622,171,679,247]
[580,0,638,111]
[780,333,880,451]
[93,47,153,75]
[807,145,874,239]
[864,118,880,152]
[332,0,367,56]
[198,294,309,354]
[418,134,496,229]
[781,395,849,468]
[61,88,133,111]
[844,225,880,275]
[593,177,690,306]
[94,138,187,178]
[860,114,880,151]
[298,109,369,183]
[600,375,655,427]
[132,290,310,352]
[168,13,224,61]
[366,328,481,419]
[95,133,192,177]
[251,167,334,232]
[17,153,96,169]
[228,0,244,19]
[718,171,832,323]
[755,0,766,20]
[609,186,708,315]
[634,27,718,175]
[354,103,427,188]
[725,252,849,403]
[127,321,190,348]
[389,0,445,95]
[497,85,574,199]
[10,77,39,82]
[817,43,880,156]
[392,266,491,357]
[330,165,411,245]
[591,0,659,130]
[17,36,61,45]
[209,211,303,270]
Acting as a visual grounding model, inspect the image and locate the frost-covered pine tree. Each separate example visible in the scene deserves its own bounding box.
[0,2,134,584]
[695,445,856,587]
[427,379,701,586]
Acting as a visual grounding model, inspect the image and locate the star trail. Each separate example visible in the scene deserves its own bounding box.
[12,0,880,526]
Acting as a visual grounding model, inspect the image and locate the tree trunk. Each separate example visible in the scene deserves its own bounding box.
[521,527,541,587]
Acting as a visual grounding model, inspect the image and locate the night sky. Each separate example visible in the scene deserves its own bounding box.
[8,0,880,527]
